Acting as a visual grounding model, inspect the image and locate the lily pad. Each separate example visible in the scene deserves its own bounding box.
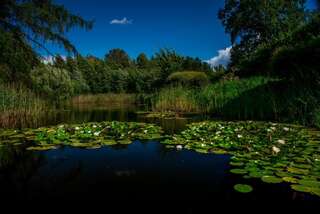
[298,179,320,188]
[27,145,58,151]
[230,169,248,175]
[234,184,253,193]
[261,176,283,184]
[282,177,299,183]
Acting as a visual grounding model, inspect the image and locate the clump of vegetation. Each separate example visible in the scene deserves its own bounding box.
[71,93,137,106]
[0,84,48,128]
[167,71,210,87]
[30,65,74,101]
[151,86,200,113]
[161,121,320,197]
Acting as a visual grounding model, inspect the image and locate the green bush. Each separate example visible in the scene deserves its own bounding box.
[167,71,210,87]
[30,65,74,101]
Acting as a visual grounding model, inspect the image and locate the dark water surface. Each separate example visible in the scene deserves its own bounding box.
[0,104,319,201]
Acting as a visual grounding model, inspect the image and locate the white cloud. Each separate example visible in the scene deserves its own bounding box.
[110,17,133,25]
[205,46,232,68]
[41,55,66,65]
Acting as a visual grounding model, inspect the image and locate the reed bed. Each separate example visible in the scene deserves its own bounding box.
[0,84,48,128]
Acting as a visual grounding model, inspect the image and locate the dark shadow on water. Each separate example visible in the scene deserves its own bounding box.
[0,141,319,201]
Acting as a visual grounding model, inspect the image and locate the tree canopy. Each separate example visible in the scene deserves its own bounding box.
[219,0,307,65]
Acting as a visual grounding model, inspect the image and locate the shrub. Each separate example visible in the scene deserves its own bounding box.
[167,71,210,87]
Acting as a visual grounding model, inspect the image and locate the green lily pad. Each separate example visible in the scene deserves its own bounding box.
[27,145,58,151]
[287,167,309,175]
[101,140,117,146]
[234,184,253,193]
[282,177,299,183]
[291,184,311,193]
[230,168,248,175]
[230,161,244,167]
[261,176,283,184]
[249,171,266,178]
[118,139,132,145]
[298,179,320,188]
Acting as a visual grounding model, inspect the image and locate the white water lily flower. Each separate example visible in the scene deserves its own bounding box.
[75,127,80,130]
[88,130,91,134]
[272,146,281,154]
[94,132,100,136]
[278,139,286,145]
[237,134,243,138]
[93,125,97,128]
[176,145,183,150]
[283,127,290,132]
[201,143,205,147]
[144,130,148,134]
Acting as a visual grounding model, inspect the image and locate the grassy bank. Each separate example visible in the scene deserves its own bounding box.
[0,84,48,128]
[151,76,320,126]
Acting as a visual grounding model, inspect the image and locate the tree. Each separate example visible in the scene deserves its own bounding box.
[0,0,93,82]
[219,0,307,65]
[136,53,149,68]
[105,49,131,68]
[0,0,93,54]
[30,65,74,101]
[153,49,183,80]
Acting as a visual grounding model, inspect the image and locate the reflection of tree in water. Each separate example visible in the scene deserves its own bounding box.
[0,145,45,200]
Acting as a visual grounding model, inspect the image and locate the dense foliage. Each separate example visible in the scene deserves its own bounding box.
[0,0,92,82]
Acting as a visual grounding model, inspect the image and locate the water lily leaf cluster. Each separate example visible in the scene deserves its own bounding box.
[161,121,320,197]
[0,121,163,150]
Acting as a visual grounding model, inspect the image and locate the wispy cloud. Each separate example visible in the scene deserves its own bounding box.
[110,17,133,25]
[205,46,232,68]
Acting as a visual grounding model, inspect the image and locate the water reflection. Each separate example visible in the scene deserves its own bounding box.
[19,103,202,134]
[0,141,317,201]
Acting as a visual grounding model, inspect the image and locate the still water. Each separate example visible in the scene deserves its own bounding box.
[0,104,319,201]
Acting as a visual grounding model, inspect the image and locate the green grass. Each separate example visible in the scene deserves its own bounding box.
[151,76,319,126]
[151,86,200,113]
[152,76,274,114]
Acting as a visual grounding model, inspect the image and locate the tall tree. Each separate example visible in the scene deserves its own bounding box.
[105,49,131,68]
[219,0,307,64]
[136,53,149,68]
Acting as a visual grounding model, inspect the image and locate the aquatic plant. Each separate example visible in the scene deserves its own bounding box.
[0,121,163,150]
[234,184,253,193]
[161,121,320,197]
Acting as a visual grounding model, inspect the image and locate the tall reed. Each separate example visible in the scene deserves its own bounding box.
[0,83,48,128]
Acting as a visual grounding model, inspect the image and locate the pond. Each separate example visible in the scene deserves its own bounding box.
[0,103,320,202]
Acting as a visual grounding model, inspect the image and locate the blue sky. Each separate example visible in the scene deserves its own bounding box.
[47,0,318,64]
